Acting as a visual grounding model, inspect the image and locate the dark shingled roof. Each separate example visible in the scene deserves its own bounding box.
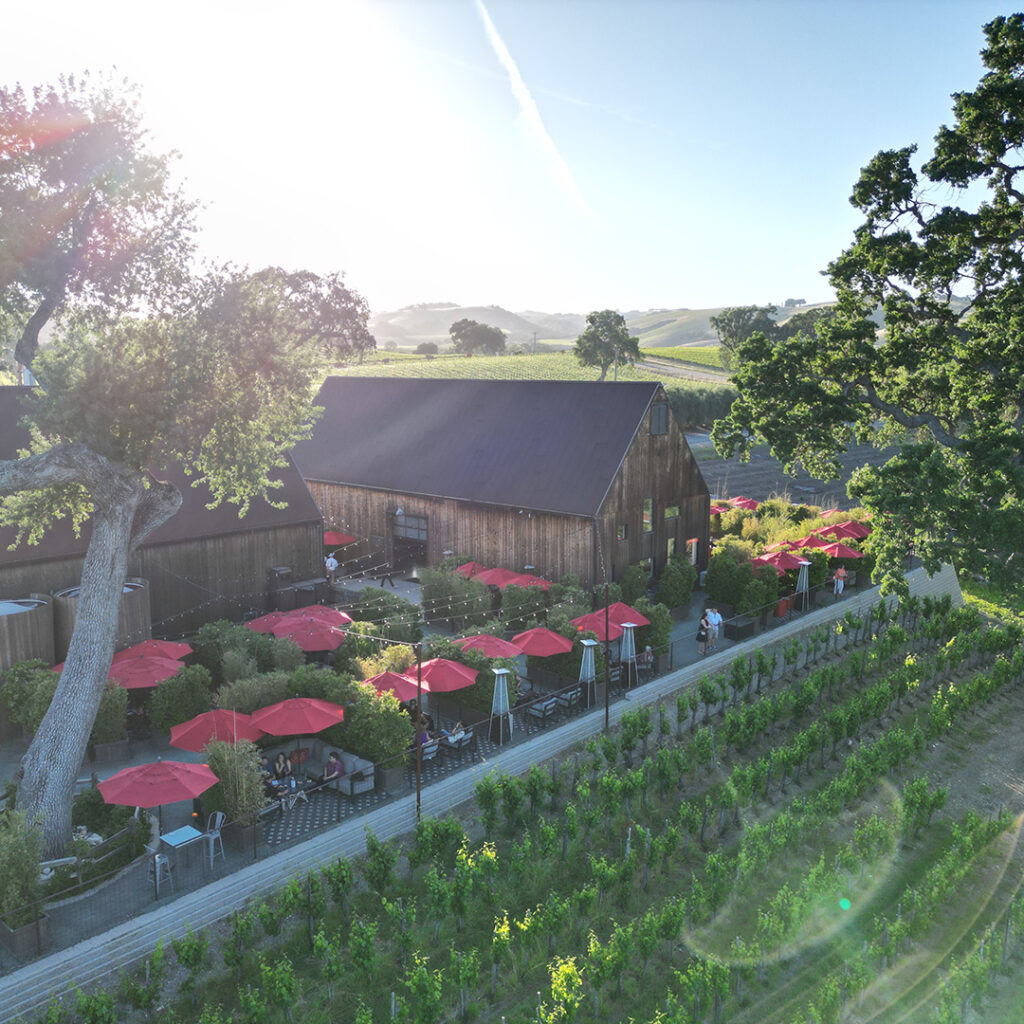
[0,386,322,565]
[292,378,664,517]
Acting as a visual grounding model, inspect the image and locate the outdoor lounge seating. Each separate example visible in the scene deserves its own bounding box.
[320,751,374,797]
[555,687,580,718]
[440,731,473,762]
[527,696,558,727]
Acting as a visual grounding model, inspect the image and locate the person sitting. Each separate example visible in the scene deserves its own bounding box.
[441,721,465,741]
[259,755,278,797]
[273,752,293,782]
[316,751,346,786]
[410,728,432,748]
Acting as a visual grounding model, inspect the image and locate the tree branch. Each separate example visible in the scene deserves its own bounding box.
[128,480,182,552]
[857,380,963,449]
[0,443,93,496]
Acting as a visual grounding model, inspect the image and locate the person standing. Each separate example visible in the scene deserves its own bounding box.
[707,607,723,651]
[833,565,847,598]
[696,610,710,657]
[325,551,338,584]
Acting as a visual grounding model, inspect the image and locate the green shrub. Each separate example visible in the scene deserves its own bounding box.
[353,589,424,643]
[620,564,649,606]
[0,810,43,927]
[0,660,58,734]
[203,741,266,825]
[146,665,213,734]
[72,786,135,837]
[89,685,128,745]
[657,559,696,608]
[214,672,291,715]
[500,584,546,631]
[633,598,671,652]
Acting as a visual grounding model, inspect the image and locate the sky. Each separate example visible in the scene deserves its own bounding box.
[3,0,1014,315]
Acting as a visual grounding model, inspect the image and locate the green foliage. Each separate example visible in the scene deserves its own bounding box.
[213,671,291,715]
[0,809,43,927]
[657,558,696,608]
[573,309,641,380]
[620,563,649,606]
[713,16,1024,594]
[709,304,778,369]
[0,660,58,734]
[88,685,128,745]
[500,583,546,631]
[71,786,134,838]
[362,828,398,895]
[351,588,423,643]
[202,740,266,825]
[419,568,491,630]
[73,988,117,1024]
[145,664,212,734]
[172,926,209,1001]
[448,318,507,356]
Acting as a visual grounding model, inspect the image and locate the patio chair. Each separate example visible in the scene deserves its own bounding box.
[527,696,558,729]
[204,811,225,869]
[555,687,580,719]
[149,852,174,896]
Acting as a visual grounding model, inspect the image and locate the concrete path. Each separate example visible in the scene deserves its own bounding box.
[0,565,961,1022]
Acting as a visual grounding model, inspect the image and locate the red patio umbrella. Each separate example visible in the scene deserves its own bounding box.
[835,520,871,538]
[250,697,346,736]
[281,605,354,627]
[821,542,864,559]
[366,670,421,703]
[454,561,488,579]
[603,602,651,627]
[818,523,861,541]
[730,496,760,510]
[759,550,807,571]
[454,634,525,658]
[98,760,218,809]
[511,627,574,657]
[270,620,347,651]
[751,557,786,577]
[324,530,357,546]
[170,710,264,753]
[113,639,192,662]
[107,655,184,690]
[245,611,292,633]
[516,574,553,590]
[709,504,731,515]
[820,507,844,517]
[473,567,524,589]
[571,611,623,642]
[417,658,479,692]
[793,535,833,549]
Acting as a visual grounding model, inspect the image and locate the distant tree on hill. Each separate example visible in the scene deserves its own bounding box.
[573,310,640,380]
[783,298,806,308]
[415,342,439,355]
[448,319,506,356]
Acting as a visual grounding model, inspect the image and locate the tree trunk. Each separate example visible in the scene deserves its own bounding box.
[12,460,180,856]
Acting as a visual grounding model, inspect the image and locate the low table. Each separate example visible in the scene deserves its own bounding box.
[281,778,315,810]
[160,825,203,867]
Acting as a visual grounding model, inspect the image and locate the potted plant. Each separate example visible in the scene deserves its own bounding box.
[657,558,697,620]
[0,810,49,959]
[203,740,268,851]
[146,665,214,741]
[339,686,413,793]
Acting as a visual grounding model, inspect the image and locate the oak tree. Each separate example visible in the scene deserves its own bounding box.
[573,309,640,380]
[448,318,506,356]
[712,15,1024,594]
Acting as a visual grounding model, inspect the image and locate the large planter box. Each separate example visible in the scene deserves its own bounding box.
[723,617,756,642]
[669,602,692,622]
[377,763,404,794]
[91,738,130,763]
[224,820,264,854]
[0,913,49,960]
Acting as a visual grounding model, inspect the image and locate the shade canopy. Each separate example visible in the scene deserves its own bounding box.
[250,697,346,736]
[835,520,871,538]
[106,655,184,690]
[515,574,553,590]
[820,507,844,517]
[814,523,860,540]
[793,535,833,549]
[170,710,264,752]
[269,620,347,650]
[454,634,525,658]
[245,611,292,633]
[603,602,651,627]
[324,530,356,546]
[511,627,574,657]
[759,550,807,571]
[821,542,864,559]
[751,557,786,577]
[473,567,524,589]
[366,670,422,703]
[709,504,731,515]
[98,760,218,809]
[417,658,478,692]
[280,605,353,627]
[730,496,760,510]
[454,561,487,579]
[113,639,192,662]
[571,611,624,642]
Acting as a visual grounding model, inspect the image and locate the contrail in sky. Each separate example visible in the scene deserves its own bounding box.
[474,0,596,220]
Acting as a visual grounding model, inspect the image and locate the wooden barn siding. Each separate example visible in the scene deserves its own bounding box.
[0,524,321,642]
[306,481,597,585]
[597,400,711,582]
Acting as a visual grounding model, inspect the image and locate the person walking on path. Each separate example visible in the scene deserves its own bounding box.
[706,607,722,651]
[379,562,397,587]
[833,566,847,598]
[696,610,710,657]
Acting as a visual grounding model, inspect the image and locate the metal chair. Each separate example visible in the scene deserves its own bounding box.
[204,811,225,869]
[150,853,174,896]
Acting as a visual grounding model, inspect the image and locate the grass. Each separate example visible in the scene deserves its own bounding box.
[334,350,665,382]
[641,344,727,370]
[960,576,1024,625]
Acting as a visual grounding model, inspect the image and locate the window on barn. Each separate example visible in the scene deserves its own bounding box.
[643,498,653,533]
[651,403,668,435]
[617,524,628,542]
[664,504,680,520]
[394,514,428,541]
[667,536,676,559]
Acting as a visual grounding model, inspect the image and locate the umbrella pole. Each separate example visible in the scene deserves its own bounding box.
[415,642,423,823]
